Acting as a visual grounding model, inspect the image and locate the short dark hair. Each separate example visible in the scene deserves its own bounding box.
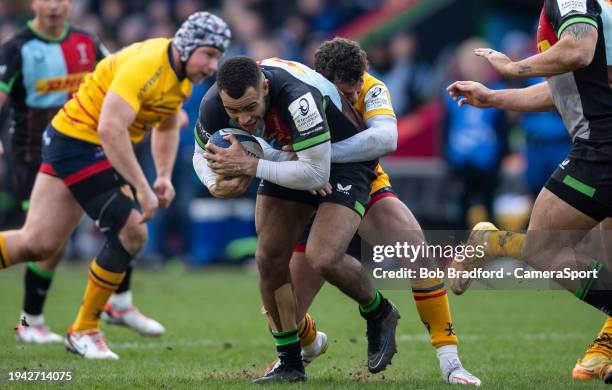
[314,38,368,85]
[217,56,261,98]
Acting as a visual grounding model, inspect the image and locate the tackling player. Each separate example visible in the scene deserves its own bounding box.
[193,56,400,383]
[0,11,230,360]
[447,0,612,382]
[261,37,481,385]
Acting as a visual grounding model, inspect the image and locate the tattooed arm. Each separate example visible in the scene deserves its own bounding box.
[474,23,597,79]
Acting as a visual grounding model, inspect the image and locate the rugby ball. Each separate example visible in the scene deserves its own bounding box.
[207,128,264,158]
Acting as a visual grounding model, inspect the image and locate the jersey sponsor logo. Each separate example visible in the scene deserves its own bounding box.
[36,72,88,94]
[138,66,163,100]
[299,98,309,116]
[289,92,323,136]
[364,85,391,113]
[336,183,352,195]
[556,0,587,16]
[0,64,6,77]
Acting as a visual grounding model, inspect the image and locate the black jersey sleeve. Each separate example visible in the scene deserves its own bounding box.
[545,0,598,38]
[0,37,21,94]
[195,84,231,149]
[278,85,330,152]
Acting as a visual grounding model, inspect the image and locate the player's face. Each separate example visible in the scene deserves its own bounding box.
[334,77,364,105]
[219,79,269,133]
[186,47,223,84]
[31,0,71,29]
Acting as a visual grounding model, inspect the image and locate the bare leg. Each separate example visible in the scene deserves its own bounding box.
[290,251,325,321]
[305,203,374,305]
[525,188,600,292]
[4,174,83,265]
[255,195,314,331]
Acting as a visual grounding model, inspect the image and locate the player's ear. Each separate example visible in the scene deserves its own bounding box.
[262,79,270,96]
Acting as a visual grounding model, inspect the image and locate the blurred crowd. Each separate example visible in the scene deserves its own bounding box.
[0,0,378,62]
[0,1,572,264]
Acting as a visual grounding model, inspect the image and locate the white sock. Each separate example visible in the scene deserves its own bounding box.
[437,344,461,372]
[21,311,44,327]
[108,290,133,311]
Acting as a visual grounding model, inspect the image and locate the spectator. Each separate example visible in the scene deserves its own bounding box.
[443,38,509,229]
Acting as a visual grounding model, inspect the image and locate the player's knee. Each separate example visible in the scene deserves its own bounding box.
[96,235,134,273]
[26,242,60,262]
[23,232,63,262]
[304,248,342,278]
[256,245,292,281]
[386,211,418,232]
[118,219,148,256]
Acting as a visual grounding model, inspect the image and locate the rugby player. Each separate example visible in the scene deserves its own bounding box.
[0,0,166,343]
[0,11,230,360]
[447,0,611,382]
[259,37,481,385]
[193,56,400,383]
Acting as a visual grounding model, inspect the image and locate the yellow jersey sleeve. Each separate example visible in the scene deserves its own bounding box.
[356,73,396,121]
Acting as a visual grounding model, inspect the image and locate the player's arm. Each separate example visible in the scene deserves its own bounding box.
[254,142,331,190]
[205,137,330,191]
[255,137,296,161]
[477,0,598,79]
[151,112,181,208]
[447,80,555,112]
[330,115,397,163]
[331,82,397,163]
[476,24,597,78]
[97,92,158,221]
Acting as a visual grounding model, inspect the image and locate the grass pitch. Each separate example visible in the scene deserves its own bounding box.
[0,262,608,389]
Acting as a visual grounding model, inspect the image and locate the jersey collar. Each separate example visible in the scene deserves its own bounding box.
[27,20,68,42]
[167,41,186,81]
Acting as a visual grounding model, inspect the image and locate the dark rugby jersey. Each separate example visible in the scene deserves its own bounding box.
[0,22,107,163]
[195,57,366,153]
[537,0,612,143]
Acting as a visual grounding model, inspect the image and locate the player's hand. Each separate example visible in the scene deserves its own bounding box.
[447,81,495,108]
[310,182,332,196]
[473,48,516,78]
[205,134,258,177]
[153,176,175,209]
[210,175,251,198]
[137,185,159,224]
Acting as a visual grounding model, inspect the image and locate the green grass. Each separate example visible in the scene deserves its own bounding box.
[0,263,609,389]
